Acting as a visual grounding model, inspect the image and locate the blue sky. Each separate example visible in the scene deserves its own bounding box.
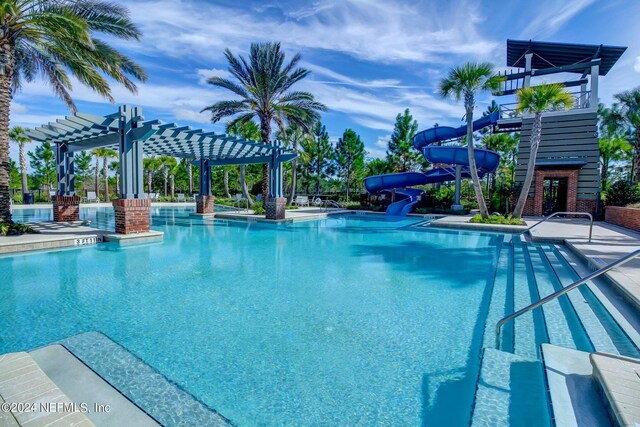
[9,0,640,160]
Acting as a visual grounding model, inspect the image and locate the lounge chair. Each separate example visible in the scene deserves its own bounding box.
[293,195,309,207]
[312,197,322,207]
[81,191,100,203]
[148,192,159,201]
[176,193,186,202]
[49,190,56,199]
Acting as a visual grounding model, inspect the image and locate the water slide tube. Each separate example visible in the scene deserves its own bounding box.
[364,113,500,216]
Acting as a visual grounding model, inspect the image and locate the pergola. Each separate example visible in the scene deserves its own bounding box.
[26,105,296,228]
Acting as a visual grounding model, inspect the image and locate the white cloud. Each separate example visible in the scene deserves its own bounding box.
[366,135,391,159]
[11,102,28,114]
[634,56,640,73]
[520,0,595,38]
[120,0,498,64]
[196,68,232,85]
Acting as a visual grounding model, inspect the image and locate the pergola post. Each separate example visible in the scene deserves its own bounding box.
[52,143,80,222]
[195,159,214,214]
[266,140,286,220]
[112,105,151,234]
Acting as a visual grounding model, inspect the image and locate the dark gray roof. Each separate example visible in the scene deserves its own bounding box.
[507,39,626,75]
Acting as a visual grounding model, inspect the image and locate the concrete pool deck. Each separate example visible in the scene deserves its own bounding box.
[0,222,163,255]
[214,206,349,222]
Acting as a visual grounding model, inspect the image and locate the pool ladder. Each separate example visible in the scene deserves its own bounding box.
[495,249,640,348]
[519,211,593,243]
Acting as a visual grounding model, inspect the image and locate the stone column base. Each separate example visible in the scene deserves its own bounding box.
[196,195,214,214]
[52,195,81,222]
[265,197,286,220]
[112,198,151,234]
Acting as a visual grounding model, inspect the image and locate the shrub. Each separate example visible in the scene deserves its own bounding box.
[285,205,299,210]
[469,214,524,225]
[251,202,265,215]
[0,222,39,236]
[11,193,23,204]
[605,180,640,207]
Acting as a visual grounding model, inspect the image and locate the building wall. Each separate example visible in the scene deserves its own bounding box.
[515,110,600,200]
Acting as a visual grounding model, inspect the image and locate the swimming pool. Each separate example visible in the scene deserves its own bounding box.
[1,208,511,424]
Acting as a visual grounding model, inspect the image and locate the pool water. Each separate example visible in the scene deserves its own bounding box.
[1,208,503,425]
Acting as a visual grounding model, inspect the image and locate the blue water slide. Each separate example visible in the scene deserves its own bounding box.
[363,113,501,216]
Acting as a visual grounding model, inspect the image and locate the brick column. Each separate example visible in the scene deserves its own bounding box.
[265,197,286,220]
[112,198,151,234]
[52,195,81,222]
[195,195,214,214]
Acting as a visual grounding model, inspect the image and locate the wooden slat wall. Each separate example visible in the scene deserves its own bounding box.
[515,111,599,199]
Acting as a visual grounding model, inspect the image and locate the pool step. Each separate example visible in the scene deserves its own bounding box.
[471,348,551,426]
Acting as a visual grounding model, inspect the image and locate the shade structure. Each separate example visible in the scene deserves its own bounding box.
[26,105,295,199]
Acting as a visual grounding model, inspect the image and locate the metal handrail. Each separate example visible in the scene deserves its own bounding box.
[495,249,640,348]
[320,200,344,211]
[521,211,593,242]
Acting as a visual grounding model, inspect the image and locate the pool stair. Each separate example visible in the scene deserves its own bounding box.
[471,238,640,426]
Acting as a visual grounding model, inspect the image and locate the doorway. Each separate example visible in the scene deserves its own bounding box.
[542,178,568,215]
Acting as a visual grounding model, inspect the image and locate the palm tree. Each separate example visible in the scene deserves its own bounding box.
[613,88,640,182]
[109,160,120,196]
[226,120,262,204]
[8,126,31,195]
[278,124,309,204]
[0,1,146,222]
[157,156,177,198]
[92,148,117,201]
[512,84,574,218]
[202,42,326,202]
[143,157,160,194]
[600,136,632,190]
[439,62,503,218]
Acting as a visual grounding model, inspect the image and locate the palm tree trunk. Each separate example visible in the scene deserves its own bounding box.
[634,129,640,183]
[289,158,298,203]
[601,158,608,191]
[170,175,174,201]
[94,158,99,196]
[260,119,271,201]
[103,158,108,201]
[0,44,14,222]
[115,174,119,196]
[223,169,231,198]
[239,165,253,204]
[465,94,489,218]
[163,170,168,197]
[19,142,28,195]
[147,172,152,194]
[188,162,193,194]
[513,113,542,218]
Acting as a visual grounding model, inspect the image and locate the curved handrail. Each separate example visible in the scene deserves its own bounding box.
[495,249,640,349]
[320,200,344,211]
[521,211,593,242]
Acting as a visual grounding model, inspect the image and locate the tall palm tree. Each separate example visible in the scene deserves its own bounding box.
[0,0,147,222]
[8,126,31,195]
[226,118,263,205]
[92,148,117,201]
[277,123,309,204]
[143,157,160,194]
[613,88,640,182]
[202,42,326,202]
[599,136,632,190]
[157,156,177,198]
[512,84,574,218]
[109,160,120,196]
[439,62,503,218]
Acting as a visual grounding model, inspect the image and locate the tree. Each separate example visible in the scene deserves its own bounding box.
[600,136,632,190]
[73,151,93,192]
[143,157,160,194]
[299,121,333,195]
[202,42,326,202]
[512,84,574,218]
[226,120,261,203]
[277,123,309,203]
[8,126,31,195]
[335,129,366,201]
[93,148,117,201]
[387,109,420,172]
[481,132,519,197]
[0,1,147,222]
[439,62,503,218]
[365,158,393,177]
[109,160,120,196]
[28,142,56,191]
[158,156,177,198]
[613,88,640,182]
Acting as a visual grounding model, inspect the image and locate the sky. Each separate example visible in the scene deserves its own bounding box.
[9,0,640,161]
